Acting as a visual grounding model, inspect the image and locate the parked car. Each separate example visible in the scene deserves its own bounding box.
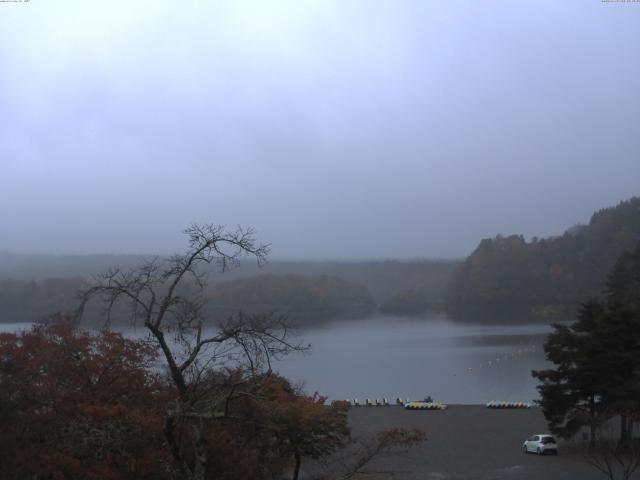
[522,434,558,455]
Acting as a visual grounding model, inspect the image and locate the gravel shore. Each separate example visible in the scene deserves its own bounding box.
[346,405,615,480]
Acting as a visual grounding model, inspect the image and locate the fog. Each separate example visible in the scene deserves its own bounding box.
[1,0,639,258]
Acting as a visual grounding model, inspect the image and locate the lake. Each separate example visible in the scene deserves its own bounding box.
[0,313,555,404]
[274,313,554,404]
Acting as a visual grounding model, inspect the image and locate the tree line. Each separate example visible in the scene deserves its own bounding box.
[447,197,640,314]
[0,261,458,324]
[207,273,375,324]
[3,197,639,322]
[0,274,449,324]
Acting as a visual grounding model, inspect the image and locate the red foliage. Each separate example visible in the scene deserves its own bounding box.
[0,327,356,480]
[247,375,350,479]
[175,373,351,480]
[0,324,170,480]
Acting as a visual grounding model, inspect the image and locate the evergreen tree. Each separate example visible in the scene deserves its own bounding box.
[532,301,607,445]
[598,244,640,446]
[533,242,640,445]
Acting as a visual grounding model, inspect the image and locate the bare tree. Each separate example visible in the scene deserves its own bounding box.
[305,428,426,480]
[77,224,307,480]
[338,428,426,480]
[584,422,640,480]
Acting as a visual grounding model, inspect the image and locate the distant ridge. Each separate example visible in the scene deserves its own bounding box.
[447,197,640,314]
[0,253,150,281]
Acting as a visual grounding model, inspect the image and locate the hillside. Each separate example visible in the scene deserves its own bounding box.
[0,255,457,323]
[207,274,375,324]
[446,197,640,313]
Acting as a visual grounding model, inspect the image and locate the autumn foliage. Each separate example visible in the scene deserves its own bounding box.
[0,324,170,480]
[0,226,427,479]
[173,373,351,480]
[0,324,424,480]
[252,375,350,480]
[0,325,351,480]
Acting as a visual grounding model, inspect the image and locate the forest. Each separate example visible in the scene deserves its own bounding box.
[0,258,457,324]
[1,197,639,324]
[446,197,640,315]
[207,274,375,324]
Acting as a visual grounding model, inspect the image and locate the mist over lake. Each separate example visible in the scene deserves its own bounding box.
[2,2,639,477]
[274,314,551,404]
[1,314,551,404]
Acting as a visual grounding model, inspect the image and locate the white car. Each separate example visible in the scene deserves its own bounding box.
[522,434,558,455]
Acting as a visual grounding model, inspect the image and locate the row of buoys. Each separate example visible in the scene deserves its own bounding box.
[486,401,531,409]
[465,346,538,372]
[405,401,448,410]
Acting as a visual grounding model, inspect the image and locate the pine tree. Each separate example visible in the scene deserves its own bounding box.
[533,242,640,445]
[533,301,607,445]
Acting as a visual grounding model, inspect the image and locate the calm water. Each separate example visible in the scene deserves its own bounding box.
[275,314,553,404]
[1,314,555,404]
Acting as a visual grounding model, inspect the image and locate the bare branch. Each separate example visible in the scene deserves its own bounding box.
[74,224,303,480]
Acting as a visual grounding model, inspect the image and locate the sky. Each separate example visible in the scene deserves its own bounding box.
[1,0,639,259]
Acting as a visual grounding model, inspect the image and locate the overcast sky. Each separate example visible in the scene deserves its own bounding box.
[1,0,639,259]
